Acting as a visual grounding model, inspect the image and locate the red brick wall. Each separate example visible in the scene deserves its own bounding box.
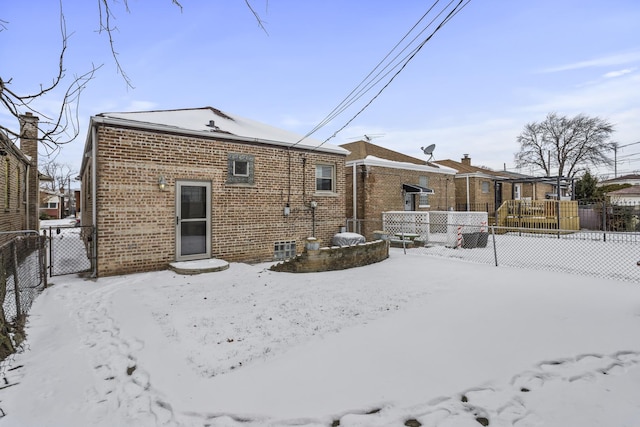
[86,124,346,276]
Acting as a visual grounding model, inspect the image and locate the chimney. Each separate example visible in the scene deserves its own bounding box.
[461,154,471,166]
[19,112,39,228]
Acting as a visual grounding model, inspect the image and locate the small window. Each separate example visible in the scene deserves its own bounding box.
[16,166,20,206]
[47,202,58,209]
[227,153,254,184]
[233,160,249,177]
[316,164,335,192]
[481,181,490,194]
[274,240,296,260]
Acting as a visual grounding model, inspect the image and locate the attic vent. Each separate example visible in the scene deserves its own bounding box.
[206,120,220,131]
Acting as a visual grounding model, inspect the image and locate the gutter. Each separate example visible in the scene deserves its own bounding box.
[90,125,98,278]
[345,158,455,175]
[352,163,357,230]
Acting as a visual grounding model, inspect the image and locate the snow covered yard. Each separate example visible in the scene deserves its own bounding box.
[1,248,639,426]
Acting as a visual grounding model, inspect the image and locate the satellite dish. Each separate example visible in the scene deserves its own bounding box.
[421,144,436,161]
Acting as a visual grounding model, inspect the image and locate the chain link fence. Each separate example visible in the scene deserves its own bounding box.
[45,225,94,277]
[394,224,640,283]
[578,199,640,232]
[0,231,48,361]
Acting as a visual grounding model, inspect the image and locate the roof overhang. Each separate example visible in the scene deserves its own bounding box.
[403,183,434,194]
[346,157,456,175]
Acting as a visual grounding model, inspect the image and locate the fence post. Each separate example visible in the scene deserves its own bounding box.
[92,225,98,278]
[602,199,607,242]
[491,225,498,266]
[48,227,54,277]
[0,253,15,359]
[40,234,48,289]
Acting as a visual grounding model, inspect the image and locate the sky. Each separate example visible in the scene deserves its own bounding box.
[1,0,640,182]
[1,218,639,426]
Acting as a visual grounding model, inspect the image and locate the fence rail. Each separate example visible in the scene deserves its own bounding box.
[396,223,640,283]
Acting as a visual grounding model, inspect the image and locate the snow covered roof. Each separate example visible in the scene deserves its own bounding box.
[93,107,348,156]
[347,155,457,175]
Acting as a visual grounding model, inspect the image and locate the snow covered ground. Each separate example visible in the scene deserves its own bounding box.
[0,249,639,426]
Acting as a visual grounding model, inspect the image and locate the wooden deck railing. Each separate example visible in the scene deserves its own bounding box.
[495,200,579,230]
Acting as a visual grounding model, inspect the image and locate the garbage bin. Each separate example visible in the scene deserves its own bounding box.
[476,232,489,248]
[461,232,478,249]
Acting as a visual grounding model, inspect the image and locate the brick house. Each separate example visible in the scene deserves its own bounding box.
[0,113,40,243]
[39,189,62,219]
[340,140,456,239]
[435,155,577,228]
[79,107,348,277]
[434,154,517,213]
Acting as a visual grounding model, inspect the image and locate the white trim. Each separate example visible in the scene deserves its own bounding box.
[315,163,336,193]
[347,158,456,175]
[176,180,212,261]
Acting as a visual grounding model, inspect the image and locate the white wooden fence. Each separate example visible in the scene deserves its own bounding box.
[382,211,488,247]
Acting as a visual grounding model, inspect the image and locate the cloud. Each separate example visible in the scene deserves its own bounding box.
[127,100,158,111]
[603,68,635,78]
[540,51,640,73]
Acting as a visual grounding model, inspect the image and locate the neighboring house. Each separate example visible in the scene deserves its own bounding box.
[434,154,571,211]
[340,140,457,238]
[0,113,40,242]
[39,189,62,219]
[599,174,640,187]
[434,154,577,229]
[79,107,348,277]
[434,154,519,212]
[607,185,640,205]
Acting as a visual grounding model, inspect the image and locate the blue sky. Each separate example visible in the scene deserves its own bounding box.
[2,0,639,180]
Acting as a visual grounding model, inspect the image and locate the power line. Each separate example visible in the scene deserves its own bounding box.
[294,1,443,142]
[316,0,470,150]
[289,0,471,150]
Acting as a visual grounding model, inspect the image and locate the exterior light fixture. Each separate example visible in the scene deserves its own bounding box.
[158,175,167,191]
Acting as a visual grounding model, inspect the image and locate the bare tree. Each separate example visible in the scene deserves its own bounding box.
[1,1,266,153]
[514,113,615,178]
[1,6,100,153]
[39,161,77,192]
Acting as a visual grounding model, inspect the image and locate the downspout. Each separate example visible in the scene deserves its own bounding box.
[91,125,98,278]
[352,163,357,231]
[466,175,470,211]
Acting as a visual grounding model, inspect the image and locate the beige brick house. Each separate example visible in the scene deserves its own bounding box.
[0,113,40,243]
[340,140,457,239]
[79,107,348,277]
[434,154,515,213]
[435,155,576,227]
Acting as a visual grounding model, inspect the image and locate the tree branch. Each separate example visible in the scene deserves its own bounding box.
[1,2,102,151]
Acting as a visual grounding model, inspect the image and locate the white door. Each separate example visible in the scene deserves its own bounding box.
[176,181,211,261]
[404,193,414,211]
[514,184,522,200]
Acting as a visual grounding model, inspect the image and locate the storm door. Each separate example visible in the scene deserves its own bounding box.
[176,181,211,261]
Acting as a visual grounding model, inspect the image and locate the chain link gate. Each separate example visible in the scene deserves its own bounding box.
[46,225,95,277]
